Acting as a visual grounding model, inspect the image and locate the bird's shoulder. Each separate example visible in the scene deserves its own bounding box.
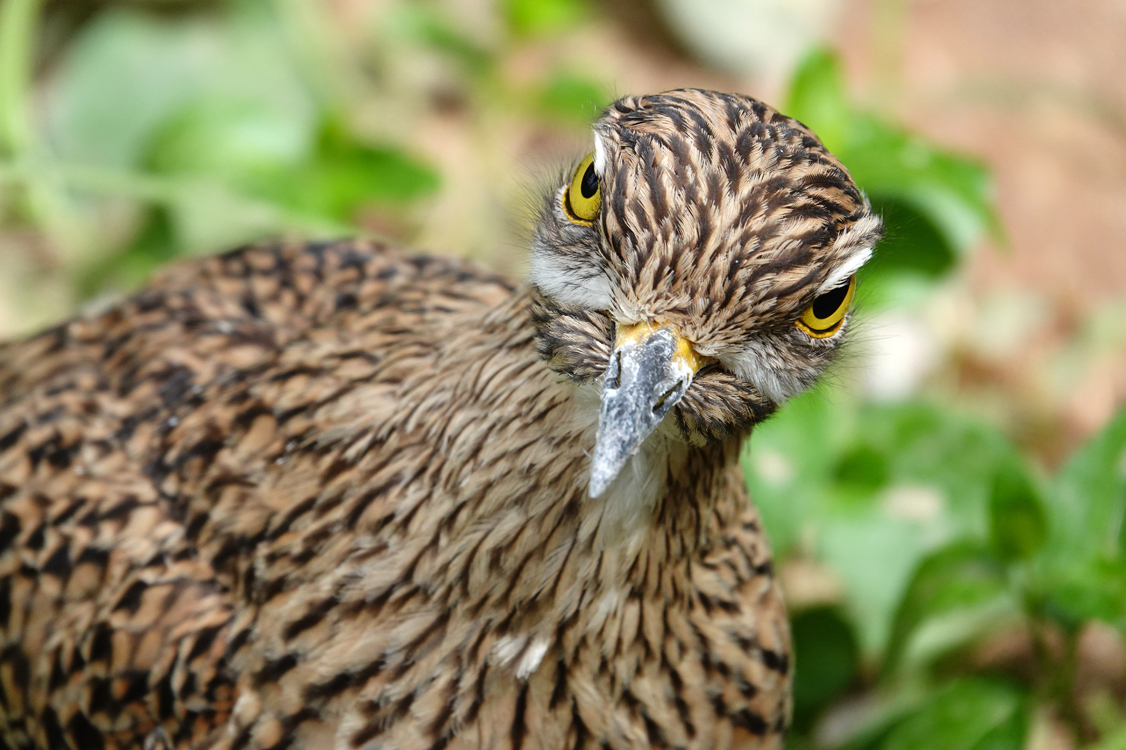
[0,237,530,604]
[0,240,529,748]
[0,240,514,399]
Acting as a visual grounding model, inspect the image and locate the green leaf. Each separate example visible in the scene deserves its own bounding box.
[988,458,1047,561]
[884,541,1010,672]
[861,197,957,284]
[303,143,439,211]
[44,8,315,170]
[44,11,207,169]
[537,71,609,122]
[841,118,997,259]
[504,0,587,38]
[876,678,1029,750]
[791,606,860,729]
[1051,405,1126,561]
[783,49,1001,293]
[744,389,850,556]
[1035,406,1126,630]
[861,402,1022,537]
[819,513,936,658]
[1039,556,1126,631]
[784,48,851,152]
[833,443,890,494]
[246,123,439,222]
[147,98,312,178]
[750,399,1026,657]
[37,5,327,264]
[163,179,340,255]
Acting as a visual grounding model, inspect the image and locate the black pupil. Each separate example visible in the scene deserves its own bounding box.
[812,279,850,320]
[579,162,599,199]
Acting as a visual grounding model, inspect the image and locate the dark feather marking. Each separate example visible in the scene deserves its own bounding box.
[66,713,104,750]
[511,682,530,750]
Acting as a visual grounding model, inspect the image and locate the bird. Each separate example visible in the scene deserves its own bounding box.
[0,89,880,750]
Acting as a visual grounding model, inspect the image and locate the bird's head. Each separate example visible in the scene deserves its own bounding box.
[528,89,882,497]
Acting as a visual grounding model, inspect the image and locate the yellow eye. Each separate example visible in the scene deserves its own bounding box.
[562,152,601,225]
[796,275,856,338]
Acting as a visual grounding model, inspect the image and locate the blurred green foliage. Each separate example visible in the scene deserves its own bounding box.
[0,0,610,318]
[13,3,441,292]
[749,51,1126,750]
[504,0,588,38]
[755,363,1126,750]
[0,2,1123,749]
[786,51,1001,303]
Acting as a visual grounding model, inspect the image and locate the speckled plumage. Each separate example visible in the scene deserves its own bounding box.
[0,90,879,749]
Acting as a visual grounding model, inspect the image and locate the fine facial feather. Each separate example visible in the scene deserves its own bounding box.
[0,89,877,750]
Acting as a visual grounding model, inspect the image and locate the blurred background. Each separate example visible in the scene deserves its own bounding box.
[0,0,1123,748]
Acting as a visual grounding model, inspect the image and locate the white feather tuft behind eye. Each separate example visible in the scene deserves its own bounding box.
[817,212,882,293]
[592,132,608,175]
[719,338,808,405]
[529,251,614,310]
[820,247,871,294]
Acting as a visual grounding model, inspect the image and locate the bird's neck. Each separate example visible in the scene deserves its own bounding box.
[473,289,753,593]
[261,287,757,658]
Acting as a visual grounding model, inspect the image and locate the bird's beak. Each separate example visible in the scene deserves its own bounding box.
[589,322,707,498]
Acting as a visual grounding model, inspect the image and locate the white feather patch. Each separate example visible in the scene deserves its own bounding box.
[515,638,550,679]
[492,634,529,667]
[596,439,664,545]
[819,246,873,293]
[529,250,614,310]
[571,393,672,550]
[721,338,807,405]
[818,212,882,293]
[492,635,550,680]
[592,131,608,174]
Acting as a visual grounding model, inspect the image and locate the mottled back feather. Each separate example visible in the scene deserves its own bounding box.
[0,89,879,750]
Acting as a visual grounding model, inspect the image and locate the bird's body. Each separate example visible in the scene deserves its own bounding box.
[0,90,879,749]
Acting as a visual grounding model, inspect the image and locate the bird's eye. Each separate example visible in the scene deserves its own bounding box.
[562,152,601,225]
[796,275,856,338]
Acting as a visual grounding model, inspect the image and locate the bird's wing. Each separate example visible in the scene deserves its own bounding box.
[0,240,514,749]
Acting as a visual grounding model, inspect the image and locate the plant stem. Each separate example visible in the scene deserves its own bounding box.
[1027,606,1085,746]
[0,0,42,159]
[0,0,92,259]
[0,156,350,237]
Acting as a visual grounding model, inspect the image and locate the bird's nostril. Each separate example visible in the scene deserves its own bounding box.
[653,382,683,414]
[610,351,623,389]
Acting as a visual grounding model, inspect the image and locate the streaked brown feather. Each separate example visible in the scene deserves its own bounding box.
[0,89,879,749]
